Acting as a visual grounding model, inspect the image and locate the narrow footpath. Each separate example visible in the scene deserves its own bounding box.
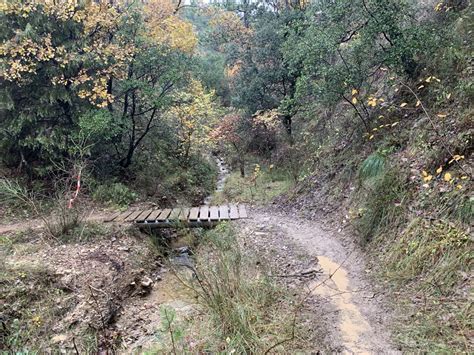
[240,208,399,354]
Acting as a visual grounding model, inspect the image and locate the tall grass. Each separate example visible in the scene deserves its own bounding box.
[355,167,408,244]
[380,218,473,352]
[180,223,295,353]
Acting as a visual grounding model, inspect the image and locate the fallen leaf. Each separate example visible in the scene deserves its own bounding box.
[444,172,452,182]
[436,166,443,174]
[400,102,408,107]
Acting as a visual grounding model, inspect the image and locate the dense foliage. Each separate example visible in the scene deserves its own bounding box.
[0,0,218,203]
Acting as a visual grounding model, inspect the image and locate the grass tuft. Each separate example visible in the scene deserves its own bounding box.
[181,223,296,353]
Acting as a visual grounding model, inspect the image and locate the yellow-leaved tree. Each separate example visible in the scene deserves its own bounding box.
[167,79,220,164]
[143,0,197,53]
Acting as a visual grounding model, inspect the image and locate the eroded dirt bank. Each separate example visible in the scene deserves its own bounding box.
[238,206,399,354]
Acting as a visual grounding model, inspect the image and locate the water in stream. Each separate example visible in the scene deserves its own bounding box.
[203,156,229,205]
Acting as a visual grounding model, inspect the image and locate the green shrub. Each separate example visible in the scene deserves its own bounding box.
[92,182,137,208]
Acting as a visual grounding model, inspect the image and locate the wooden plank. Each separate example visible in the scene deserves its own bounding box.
[125,209,144,222]
[135,209,154,221]
[199,206,209,221]
[219,205,229,220]
[238,205,248,218]
[189,207,200,220]
[209,206,219,221]
[179,208,190,221]
[157,208,172,221]
[169,208,181,220]
[114,209,136,222]
[229,204,239,219]
[146,209,162,221]
[104,211,121,222]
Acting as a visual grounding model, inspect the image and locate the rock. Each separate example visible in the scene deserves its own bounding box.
[52,334,68,343]
[175,246,193,255]
[140,276,153,288]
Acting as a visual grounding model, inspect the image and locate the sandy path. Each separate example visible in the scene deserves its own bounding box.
[245,208,399,354]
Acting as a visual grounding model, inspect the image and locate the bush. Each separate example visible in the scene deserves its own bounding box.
[92,182,137,208]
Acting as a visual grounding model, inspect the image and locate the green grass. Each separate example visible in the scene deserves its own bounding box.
[354,167,409,244]
[377,218,473,353]
[212,168,293,204]
[0,263,70,353]
[173,223,299,353]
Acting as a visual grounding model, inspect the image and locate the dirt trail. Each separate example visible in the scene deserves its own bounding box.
[244,208,399,354]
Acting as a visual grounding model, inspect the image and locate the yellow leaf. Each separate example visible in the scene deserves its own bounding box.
[456,184,462,190]
[369,134,374,140]
[444,172,452,182]
[351,89,358,95]
[460,176,468,180]
[400,102,408,107]
[367,97,377,107]
[446,93,452,99]
[436,166,443,174]
[391,122,399,127]
[418,85,425,89]
[437,113,447,118]
[372,128,378,131]
[422,170,428,177]
[416,100,421,107]
[378,98,385,102]
[453,154,464,161]
[425,76,432,83]
[423,175,433,182]
[378,115,384,119]
[352,97,358,104]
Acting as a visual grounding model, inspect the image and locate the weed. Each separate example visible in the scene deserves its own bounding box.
[92,182,137,208]
[212,168,293,204]
[0,177,85,239]
[176,223,296,353]
[383,218,472,293]
[0,263,64,352]
[355,167,409,244]
[379,218,473,352]
[358,152,386,181]
[153,305,186,354]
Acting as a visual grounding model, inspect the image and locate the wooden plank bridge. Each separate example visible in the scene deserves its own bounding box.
[105,204,248,228]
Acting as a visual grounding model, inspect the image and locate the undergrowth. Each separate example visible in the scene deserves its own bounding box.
[212,166,293,204]
[379,219,473,352]
[182,223,296,353]
[0,263,70,353]
[92,182,137,208]
[354,162,409,244]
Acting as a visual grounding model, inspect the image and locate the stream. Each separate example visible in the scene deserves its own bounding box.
[203,155,229,205]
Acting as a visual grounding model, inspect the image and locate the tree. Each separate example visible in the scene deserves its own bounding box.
[167,78,219,166]
[0,0,132,175]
